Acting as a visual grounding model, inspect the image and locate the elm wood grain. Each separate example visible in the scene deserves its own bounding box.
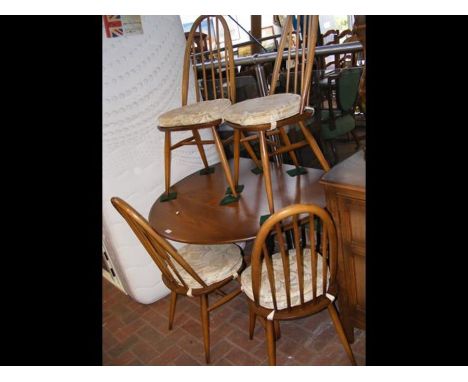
[149,157,326,245]
[225,15,330,215]
[320,150,365,342]
[111,197,245,364]
[245,203,356,366]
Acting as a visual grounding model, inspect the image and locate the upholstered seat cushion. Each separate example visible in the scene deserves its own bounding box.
[320,110,355,140]
[223,93,301,127]
[158,99,232,127]
[241,248,329,310]
[170,243,243,289]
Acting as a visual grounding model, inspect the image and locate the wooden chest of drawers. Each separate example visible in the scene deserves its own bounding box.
[320,150,365,342]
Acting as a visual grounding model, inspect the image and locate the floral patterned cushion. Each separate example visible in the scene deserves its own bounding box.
[240,248,330,310]
[158,99,232,127]
[223,93,301,128]
[170,243,243,289]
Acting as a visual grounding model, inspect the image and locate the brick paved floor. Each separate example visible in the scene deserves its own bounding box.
[103,259,365,366]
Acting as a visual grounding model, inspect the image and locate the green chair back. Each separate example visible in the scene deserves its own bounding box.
[336,67,363,112]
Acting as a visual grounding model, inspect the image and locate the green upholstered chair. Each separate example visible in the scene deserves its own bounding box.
[319,66,363,164]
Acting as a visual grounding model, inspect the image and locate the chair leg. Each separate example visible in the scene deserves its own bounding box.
[327,303,357,365]
[240,132,262,169]
[249,304,256,340]
[350,129,361,150]
[192,129,210,170]
[233,129,240,187]
[278,126,300,167]
[328,140,339,165]
[265,319,277,366]
[168,291,177,330]
[200,294,211,364]
[164,131,171,195]
[211,126,238,198]
[274,320,281,340]
[259,131,275,214]
[297,120,330,171]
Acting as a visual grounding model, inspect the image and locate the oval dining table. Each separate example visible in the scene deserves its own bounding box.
[148,157,326,245]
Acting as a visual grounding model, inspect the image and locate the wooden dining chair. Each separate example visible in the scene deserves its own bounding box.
[158,15,259,205]
[111,197,245,364]
[240,203,356,366]
[223,15,330,216]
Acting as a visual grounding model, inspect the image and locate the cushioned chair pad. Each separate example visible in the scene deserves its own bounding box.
[223,93,301,128]
[158,99,232,127]
[241,248,330,310]
[170,243,243,289]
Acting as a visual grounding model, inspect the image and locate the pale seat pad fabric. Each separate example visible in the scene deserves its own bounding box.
[241,248,330,310]
[223,93,301,127]
[170,243,243,289]
[158,99,232,127]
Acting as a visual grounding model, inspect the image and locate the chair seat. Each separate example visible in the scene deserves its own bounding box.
[223,93,301,128]
[320,110,355,140]
[158,99,232,128]
[241,248,329,310]
[170,243,243,289]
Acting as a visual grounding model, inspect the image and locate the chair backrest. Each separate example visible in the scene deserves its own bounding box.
[339,29,359,67]
[182,15,236,105]
[249,204,338,311]
[270,15,319,113]
[321,29,339,69]
[321,28,356,69]
[336,67,363,112]
[322,29,339,45]
[337,29,353,43]
[111,197,208,290]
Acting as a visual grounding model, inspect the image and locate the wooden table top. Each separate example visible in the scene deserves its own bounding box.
[149,158,326,244]
[320,150,365,192]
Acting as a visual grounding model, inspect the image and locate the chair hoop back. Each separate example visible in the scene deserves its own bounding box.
[270,15,319,113]
[249,203,338,311]
[111,197,207,289]
[182,15,236,105]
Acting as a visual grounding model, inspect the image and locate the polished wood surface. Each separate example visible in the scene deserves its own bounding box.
[320,150,365,342]
[320,148,365,190]
[111,197,245,364]
[246,203,356,366]
[149,158,326,244]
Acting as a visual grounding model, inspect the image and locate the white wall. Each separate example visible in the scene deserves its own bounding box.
[103,16,220,304]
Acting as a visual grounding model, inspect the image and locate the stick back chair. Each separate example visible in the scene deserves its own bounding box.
[157,15,258,205]
[240,203,356,365]
[111,197,245,364]
[223,15,330,216]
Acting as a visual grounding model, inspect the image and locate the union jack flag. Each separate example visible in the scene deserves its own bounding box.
[103,16,123,38]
